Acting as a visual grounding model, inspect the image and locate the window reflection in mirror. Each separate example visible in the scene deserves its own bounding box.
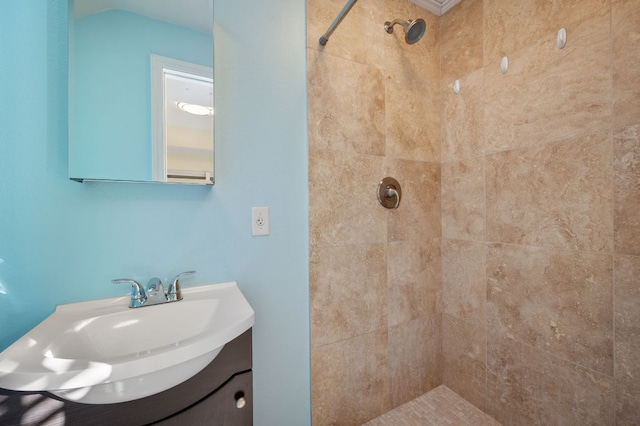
[68,0,214,185]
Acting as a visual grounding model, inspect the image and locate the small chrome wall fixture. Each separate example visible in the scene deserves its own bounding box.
[557,28,567,49]
[501,56,509,74]
[377,177,402,209]
[453,79,461,94]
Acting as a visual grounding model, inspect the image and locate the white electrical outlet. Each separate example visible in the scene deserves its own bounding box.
[251,207,270,236]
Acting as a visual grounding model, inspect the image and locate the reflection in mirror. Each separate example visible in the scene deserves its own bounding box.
[151,56,214,184]
[68,0,214,185]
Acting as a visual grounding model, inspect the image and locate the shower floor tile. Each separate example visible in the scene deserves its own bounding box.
[362,385,501,426]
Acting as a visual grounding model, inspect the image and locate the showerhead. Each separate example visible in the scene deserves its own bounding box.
[384,18,426,44]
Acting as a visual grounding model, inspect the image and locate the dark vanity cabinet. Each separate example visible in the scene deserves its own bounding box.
[158,371,252,425]
[0,330,252,426]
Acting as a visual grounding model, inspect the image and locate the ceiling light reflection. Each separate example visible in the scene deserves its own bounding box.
[176,101,213,116]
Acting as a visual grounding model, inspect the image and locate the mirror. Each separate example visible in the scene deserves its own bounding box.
[68,0,214,185]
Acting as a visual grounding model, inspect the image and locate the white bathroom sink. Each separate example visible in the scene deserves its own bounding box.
[0,281,254,404]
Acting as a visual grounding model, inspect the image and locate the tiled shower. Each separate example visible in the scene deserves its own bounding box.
[307,0,640,424]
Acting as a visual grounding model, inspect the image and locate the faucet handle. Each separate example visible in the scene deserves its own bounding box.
[113,279,147,308]
[167,270,196,301]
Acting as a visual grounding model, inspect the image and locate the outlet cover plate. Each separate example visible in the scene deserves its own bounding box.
[251,207,270,236]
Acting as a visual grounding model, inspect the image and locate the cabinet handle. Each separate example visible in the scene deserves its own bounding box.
[236,396,247,409]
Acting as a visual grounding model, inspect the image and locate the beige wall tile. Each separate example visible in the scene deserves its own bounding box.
[385,77,441,162]
[483,0,609,65]
[384,1,441,163]
[487,243,613,375]
[310,150,386,247]
[441,68,484,162]
[384,158,441,241]
[312,331,390,425]
[442,157,485,241]
[311,244,387,348]
[614,124,640,255]
[613,0,640,129]
[614,254,640,424]
[487,332,614,426]
[486,132,613,253]
[388,239,441,327]
[483,8,611,153]
[307,0,385,67]
[388,315,442,407]
[616,383,640,426]
[486,332,545,425]
[307,50,385,155]
[442,239,486,322]
[440,0,483,82]
[539,347,615,425]
[442,314,487,411]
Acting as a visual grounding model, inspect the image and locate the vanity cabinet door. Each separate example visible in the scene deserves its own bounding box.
[157,371,252,426]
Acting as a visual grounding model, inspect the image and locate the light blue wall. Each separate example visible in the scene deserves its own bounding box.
[70,10,213,181]
[0,1,310,425]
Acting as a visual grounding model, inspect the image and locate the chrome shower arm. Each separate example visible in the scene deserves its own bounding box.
[384,19,408,34]
[319,0,358,46]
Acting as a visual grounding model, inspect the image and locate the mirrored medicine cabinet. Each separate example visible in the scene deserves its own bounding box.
[68,0,215,185]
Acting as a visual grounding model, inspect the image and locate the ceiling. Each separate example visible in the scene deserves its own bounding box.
[409,0,463,15]
[74,0,213,34]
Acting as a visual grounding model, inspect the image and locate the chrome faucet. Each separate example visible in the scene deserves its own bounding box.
[112,271,196,308]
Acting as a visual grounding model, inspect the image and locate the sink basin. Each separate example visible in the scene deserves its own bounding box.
[0,281,254,404]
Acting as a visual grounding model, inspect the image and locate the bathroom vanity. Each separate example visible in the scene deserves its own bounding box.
[0,330,252,425]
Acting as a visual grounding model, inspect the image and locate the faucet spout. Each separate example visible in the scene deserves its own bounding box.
[146,277,168,305]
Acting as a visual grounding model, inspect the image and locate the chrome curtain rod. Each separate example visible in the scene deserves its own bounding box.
[319,0,358,46]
